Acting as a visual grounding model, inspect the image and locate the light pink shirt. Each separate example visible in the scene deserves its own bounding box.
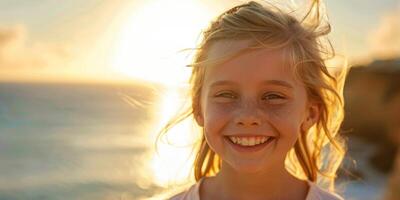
[169,178,344,200]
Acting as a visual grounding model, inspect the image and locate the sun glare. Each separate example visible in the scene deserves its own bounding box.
[149,87,200,187]
[110,0,212,86]
[110,0,212,187]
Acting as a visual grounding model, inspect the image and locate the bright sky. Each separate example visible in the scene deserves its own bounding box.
[0,0,399,84]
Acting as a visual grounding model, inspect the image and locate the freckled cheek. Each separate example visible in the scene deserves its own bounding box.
[202,104,233,152]
[267,106,304,140]
[203,103,234,132]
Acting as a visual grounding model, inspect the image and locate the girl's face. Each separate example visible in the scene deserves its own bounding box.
[195,40,319,173]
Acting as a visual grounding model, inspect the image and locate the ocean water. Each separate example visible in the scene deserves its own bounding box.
[0,82,388,200]
[0,82,165,200]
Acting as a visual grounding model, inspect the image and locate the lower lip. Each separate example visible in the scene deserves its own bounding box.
[225,137,275,153]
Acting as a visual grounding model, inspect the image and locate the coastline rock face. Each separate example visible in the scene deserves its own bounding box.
[342,58,400,200]
[385,150,400,200]
[343,58,400,173]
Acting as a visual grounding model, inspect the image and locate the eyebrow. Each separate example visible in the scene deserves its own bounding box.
[210,80,294,89]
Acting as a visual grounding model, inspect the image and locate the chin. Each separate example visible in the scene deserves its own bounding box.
[229,161,269,174]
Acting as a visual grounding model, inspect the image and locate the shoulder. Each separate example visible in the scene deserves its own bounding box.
[306,182,344,200]
[168,180,202,200]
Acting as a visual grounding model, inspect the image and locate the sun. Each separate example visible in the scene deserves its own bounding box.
[109,0,213,187]
[110,0,212,86]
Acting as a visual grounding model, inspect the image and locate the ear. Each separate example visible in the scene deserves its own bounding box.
[301,101,320,132]
[193,102,204,127]
[195,114,204,127]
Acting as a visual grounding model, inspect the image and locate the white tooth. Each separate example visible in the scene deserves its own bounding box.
[236,137,242,145]
[261,137,267,143]
[230,137,274,146]
[242,138,249,146]
[236,138,242,145]
[255,137,261,145]
[229,136,274,146]
[235,137,242,144]
[248,137,256,146]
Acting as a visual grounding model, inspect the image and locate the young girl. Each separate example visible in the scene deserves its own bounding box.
[162,0,346,199]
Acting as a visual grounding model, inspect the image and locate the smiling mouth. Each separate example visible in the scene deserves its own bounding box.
[226,136,275,147]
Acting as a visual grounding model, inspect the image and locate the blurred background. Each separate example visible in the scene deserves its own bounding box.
[0,0,399,199]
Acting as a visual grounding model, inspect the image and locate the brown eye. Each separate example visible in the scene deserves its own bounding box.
[263,93,283,100]
[262,93,286,104]
[215,92,237,99]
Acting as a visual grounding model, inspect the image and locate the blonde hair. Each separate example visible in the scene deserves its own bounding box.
[158,0,346,192]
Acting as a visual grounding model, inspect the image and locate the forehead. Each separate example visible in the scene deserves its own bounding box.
[204,40,293,85]
[206,39,253,61]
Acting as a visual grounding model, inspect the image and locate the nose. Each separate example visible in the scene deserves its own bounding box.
[233,103,262,127]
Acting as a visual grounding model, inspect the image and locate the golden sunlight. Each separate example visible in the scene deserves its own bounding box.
[110,0,212,86]
[149,87,200,187]
[109,0,211,187]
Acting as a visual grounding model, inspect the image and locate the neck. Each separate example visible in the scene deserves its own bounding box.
[204,161,308,200]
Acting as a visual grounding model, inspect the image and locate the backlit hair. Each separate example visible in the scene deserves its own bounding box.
[158,0,347,192]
